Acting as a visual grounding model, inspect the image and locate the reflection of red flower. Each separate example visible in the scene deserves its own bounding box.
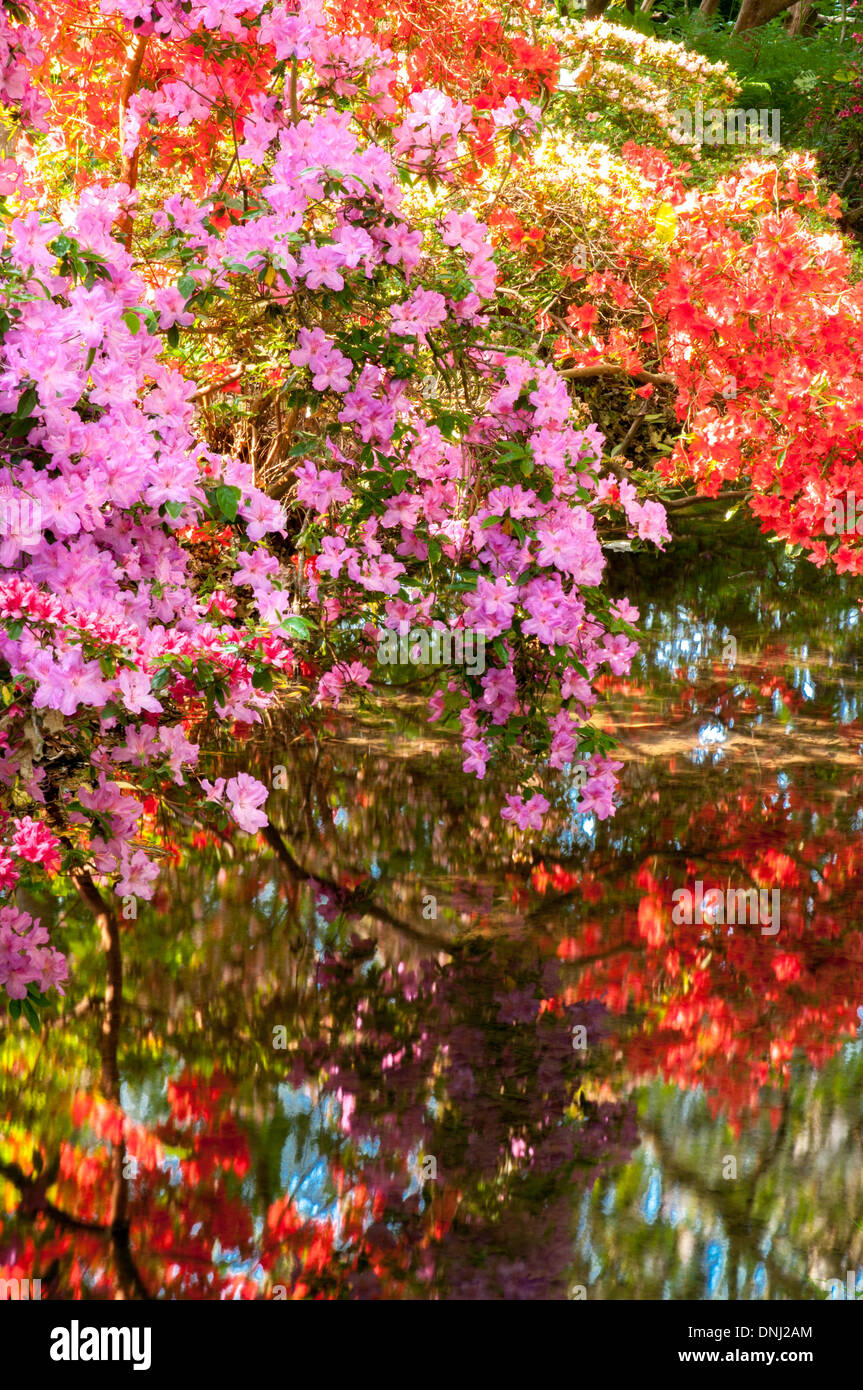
[772,953,803,983]
[637,894,667,947]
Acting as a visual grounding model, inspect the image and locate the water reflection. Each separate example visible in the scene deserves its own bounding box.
[3,519,863,1299]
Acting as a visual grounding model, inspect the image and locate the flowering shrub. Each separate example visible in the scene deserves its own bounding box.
[0,180,301,1013]
[474,114,863,576]
[143,6,663,812]
[0,0,673,1014]
[543,17,739,153]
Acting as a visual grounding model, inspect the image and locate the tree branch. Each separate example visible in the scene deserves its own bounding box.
[117,36,149,250]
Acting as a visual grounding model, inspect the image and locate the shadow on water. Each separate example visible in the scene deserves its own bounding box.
[3,516,863,1299]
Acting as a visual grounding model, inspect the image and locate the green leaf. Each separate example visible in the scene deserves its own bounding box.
[215,484,241,522]
[151,668,172,692]
[165,500,184,519]
[6,416,37,436]
[252,667,274,691]
[214,480,240,519]
[9,998,22,1020]
[178,274,197,298]
[22,999,40,1031]
[280,615,310,640]
[15,386,37,418]
[166,325,180,349]
[123,309,140,335]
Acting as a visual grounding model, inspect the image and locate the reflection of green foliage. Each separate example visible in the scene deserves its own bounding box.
[610,509,863,664]
[584,1041,863,1300]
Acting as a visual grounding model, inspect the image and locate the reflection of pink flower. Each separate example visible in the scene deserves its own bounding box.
[225,772,269,834]
[427,690,445,722]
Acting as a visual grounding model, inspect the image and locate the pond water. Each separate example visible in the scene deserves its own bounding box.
[4,515,863,1300]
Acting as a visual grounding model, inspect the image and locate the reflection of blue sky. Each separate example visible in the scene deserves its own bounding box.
[643,1171,662,1224]
[277,1084,341,1223]
[705,1240,725,1297]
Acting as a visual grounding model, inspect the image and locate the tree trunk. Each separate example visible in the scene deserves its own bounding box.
[700,0,722,16]
[785,0,817,31]
[117,36,148,250]
[733,0,798,31]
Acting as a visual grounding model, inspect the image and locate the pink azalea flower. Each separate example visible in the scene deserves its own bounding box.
[225,772,269,834]
[500,793,549,831]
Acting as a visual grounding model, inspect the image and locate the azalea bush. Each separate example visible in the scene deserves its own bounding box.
[0,180,294,1017]
[0,0,673,1015]
[475,116,863,575]
[541,15,739,153]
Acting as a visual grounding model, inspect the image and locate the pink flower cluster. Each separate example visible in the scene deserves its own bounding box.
[0,10,49,132]
[0,181,295,1001]
[131,3,664,836]
[0,904,66,1000]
